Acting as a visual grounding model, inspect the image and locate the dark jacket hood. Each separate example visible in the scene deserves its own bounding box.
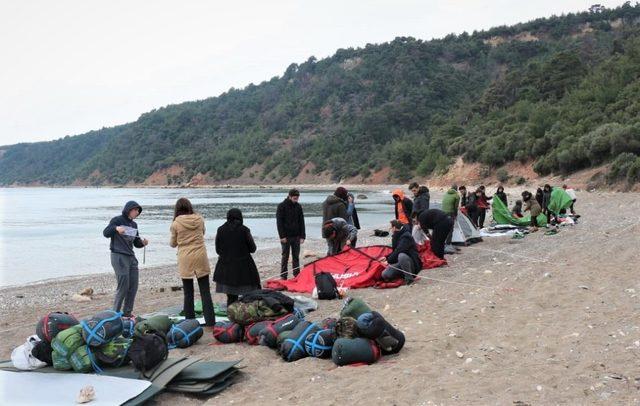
[326,195,345,205]
[226,208,243,224]
[122,201,142,218]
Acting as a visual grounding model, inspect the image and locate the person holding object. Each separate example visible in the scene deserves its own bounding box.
[322,217,358,256]
[379,220,422,284]
[276,188,306,280]
[213,208,261,307]
[170,198,215,326]
[102,201,149,317]
[418,208,453,260]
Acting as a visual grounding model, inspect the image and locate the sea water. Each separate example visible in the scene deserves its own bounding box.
[0,187,395,286]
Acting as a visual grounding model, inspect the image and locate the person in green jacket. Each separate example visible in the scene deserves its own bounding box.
[440,185,460,247]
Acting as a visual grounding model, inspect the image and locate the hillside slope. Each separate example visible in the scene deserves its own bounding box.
[2,4,640,186]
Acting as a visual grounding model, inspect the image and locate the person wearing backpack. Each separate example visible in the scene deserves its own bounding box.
[103,201,148,317]
[276,189,306,280]
[170,198,215,326]
[213,208,261,307]
[379,220,422,284]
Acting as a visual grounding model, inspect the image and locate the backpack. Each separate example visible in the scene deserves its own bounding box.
[95,337,132,368]
[134,315,173,337]
[128,330,168,375]
[31,340,53,366]
[315,272,338,300]
[36,312,79,343]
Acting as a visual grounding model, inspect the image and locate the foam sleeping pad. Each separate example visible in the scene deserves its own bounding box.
[332,337,381,366]
[356,311,405,354]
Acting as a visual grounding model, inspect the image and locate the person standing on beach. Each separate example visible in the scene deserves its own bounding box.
[170,198,215,326]
[276,189,306,280]
[346,193,361,231]
[522,191,542,232]
[213,208,261,307]
[392,189,413,225]
[322,187,349,222]
[102,201,149,317]
[409,182,430,218]
[562,184,577,214]
[476,185,492,229]
[441,184,460,246]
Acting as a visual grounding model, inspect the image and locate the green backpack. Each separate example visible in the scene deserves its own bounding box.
[51,325,84,358]
[52,349,72,371]
[95,337,132,368]
[134,315,173,337]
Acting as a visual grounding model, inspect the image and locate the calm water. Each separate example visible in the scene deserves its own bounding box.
[0,187,398,286]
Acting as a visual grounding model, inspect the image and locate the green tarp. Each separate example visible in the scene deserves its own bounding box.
[548,187,574,214]
[491,194,547,227]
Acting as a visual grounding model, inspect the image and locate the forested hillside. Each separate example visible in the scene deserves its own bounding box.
[2,3,640,186]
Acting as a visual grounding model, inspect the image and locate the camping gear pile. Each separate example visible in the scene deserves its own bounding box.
[213,296,405,367]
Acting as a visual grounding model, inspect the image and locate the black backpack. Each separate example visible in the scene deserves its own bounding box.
[315,272,339,300]
[31,340,53,366]
[128,330,168,376]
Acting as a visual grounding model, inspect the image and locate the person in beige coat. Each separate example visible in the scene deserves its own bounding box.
[170,198,215,326]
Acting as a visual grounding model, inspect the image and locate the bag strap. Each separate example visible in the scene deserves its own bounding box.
[43,313,51,342]
[85,345,103,374]
[81,311,123,345]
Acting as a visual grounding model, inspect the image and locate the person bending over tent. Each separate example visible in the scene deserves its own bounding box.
[562,184,577,214]
[103,201,149,317]
[322,218,358,256]
[392,189,413,225]
[418,209,454,260]
[213,208,261,307]
[170,198,215,326]
[522,191,542,231]
[379,220,422,284]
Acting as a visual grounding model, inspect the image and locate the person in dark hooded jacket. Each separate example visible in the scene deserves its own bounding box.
[411,185,430,217]
[495,185,508,206]
[418,208,453,260]
[103,201,149,316]
[346,193,361,230]
[322,187,349,223]
[380,220,422,283]
[213,208,261,307]
[276,189,306,280]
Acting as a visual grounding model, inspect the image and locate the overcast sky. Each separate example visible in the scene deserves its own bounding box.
[0,0,628,146]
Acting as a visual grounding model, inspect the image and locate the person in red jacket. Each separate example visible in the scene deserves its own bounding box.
[476,185,492,228]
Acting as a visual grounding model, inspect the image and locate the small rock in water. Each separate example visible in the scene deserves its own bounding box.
[357,194,368,200]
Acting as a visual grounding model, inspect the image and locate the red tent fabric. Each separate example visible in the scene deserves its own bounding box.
[265,243,446,293]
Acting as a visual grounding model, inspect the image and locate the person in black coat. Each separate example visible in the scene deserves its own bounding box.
[213,208,261,307]
[411,186,430,217]
[418,209,454,260]
[276,189,306,280]
[380,220,422,284]
[495,185,508,206]
[535,188,544,207]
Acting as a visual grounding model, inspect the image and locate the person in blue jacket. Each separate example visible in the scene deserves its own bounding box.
[102,201,149,316]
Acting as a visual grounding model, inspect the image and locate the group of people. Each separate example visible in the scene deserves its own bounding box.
[102,182,577,327]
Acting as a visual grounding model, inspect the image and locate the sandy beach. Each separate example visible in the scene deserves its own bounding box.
[2,191,640,404]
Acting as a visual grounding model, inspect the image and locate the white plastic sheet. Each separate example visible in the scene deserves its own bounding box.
[0,370,151,406]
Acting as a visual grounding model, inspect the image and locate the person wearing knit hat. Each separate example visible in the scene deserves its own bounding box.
[322,187,349,223]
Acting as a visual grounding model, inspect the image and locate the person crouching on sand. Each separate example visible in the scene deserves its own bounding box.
[322,218,358,256]
[213,208,261,308]
[170,198,215,326]
[103,201,148,317]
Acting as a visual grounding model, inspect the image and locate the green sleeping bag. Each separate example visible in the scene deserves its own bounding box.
[52,349,72,371]
[70,346,96,373]
[135,315,173,337]
[95,337,132,368]
[51,325,84,358]
[340,297,371,319]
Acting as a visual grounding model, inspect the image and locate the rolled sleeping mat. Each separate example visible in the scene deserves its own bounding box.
[340,298,371,320]
[279,321,320,362]
[122,317,136,339]
[331,337,381,366]
[52,349,72,371]
[134,315,173,337]
[212,321,244,344]
[81,310,124,347]
[259,314,302,348]
[168,319,204,349]
[244,320,272,345]
[36,312,79,343]
[51,325,84,358]
[356,311,405,354]
[304,329,336,358]
[95,337,132,368]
